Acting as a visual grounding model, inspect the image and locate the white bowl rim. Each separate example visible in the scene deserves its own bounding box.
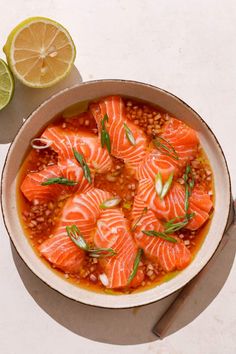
[1,79,232,308]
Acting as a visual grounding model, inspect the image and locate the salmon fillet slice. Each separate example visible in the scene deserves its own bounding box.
[94,208,144,288]
[137,151,178,182]
[38,233,85,273]
[133,209,191,272]
[58,159,92,194]
[133,180,213,230]
[42,125,113,173]
[39,188,112,273]
[137,118,199,181]
[20,165,68,202]
[90,96,148,175]
[21,160,92,203]
[160,118,199,167]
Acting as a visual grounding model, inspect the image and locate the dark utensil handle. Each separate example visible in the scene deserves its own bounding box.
[153,200,235,339]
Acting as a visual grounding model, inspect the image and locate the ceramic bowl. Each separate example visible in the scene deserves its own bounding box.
[1,80,232,308]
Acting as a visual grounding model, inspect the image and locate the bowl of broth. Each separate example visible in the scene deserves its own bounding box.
[1,80,231,308]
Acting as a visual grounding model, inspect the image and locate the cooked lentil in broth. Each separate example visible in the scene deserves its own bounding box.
[18,97,214,294]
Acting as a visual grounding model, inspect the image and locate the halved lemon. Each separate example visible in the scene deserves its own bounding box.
[0,59,14,110]
[3,17,76,88]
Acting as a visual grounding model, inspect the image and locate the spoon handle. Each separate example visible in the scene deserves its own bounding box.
[153,199,235,339]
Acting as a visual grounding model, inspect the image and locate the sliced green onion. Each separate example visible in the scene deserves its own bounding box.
[66,225,116,258]
[155,172,174,199]
[142,230,177,243]
[184,185,190,212]
[160,172,174,199]
[189,179,195,189]
[66,225,89,251]
[155,172,163,196]
[131,207,148,231]
[41,177,78,186]
[101,114,111,153]
[153,136,179,160]
[183,164,194,212]
[127,248,142,284]
[89,248,117,258]
[100,196,121,209]
[164,213,195,233]
[124,122,136,145]
[73,148,92,184]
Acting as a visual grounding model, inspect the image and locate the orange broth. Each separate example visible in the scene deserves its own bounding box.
[17,97,214,294]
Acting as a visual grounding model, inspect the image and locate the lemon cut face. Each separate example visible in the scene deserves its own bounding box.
[0,59,14,110]
[4,17,76,88]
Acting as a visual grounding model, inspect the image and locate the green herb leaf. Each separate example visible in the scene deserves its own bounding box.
[41,177,78,186]
[127,248,142,284]
[153,136,179,160]
[131,207,148,231]
[155,172,163,196]
[73,148,92,184]
[124,122,136,145]
[160,172,174,199]
[101,114,111,153]
[66,225,116,258]
[100,196,122,209]
[142,230,177,243]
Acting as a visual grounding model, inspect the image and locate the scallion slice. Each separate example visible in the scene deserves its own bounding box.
[142,230,177,243]
[41,177,77,186]
[124,122,136,145]
[73,148,92,184]
[100,196,122,209]
[127,248,142,284]
[101,114,111,153]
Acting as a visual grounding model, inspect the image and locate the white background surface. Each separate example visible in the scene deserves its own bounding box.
[0,1,236,353]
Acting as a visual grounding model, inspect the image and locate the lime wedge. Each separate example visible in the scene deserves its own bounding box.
[3,17,76,88]
[0,59,14,110]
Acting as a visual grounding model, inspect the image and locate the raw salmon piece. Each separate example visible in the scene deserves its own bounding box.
[137,151,178,182]
[137,118,199,181]
[20,165,68,202]
[90,96,148,175]
[58,159,92,194]
[56,188,112,243]
[134,210,191,271]
[135,180,213,230]
[21,159,92,203]
[42,125,113,173]
[38,232,85,273]
[131,194,148,220]
[94,208,144,288]
[38,188,112,273]
[160,118,199,166]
